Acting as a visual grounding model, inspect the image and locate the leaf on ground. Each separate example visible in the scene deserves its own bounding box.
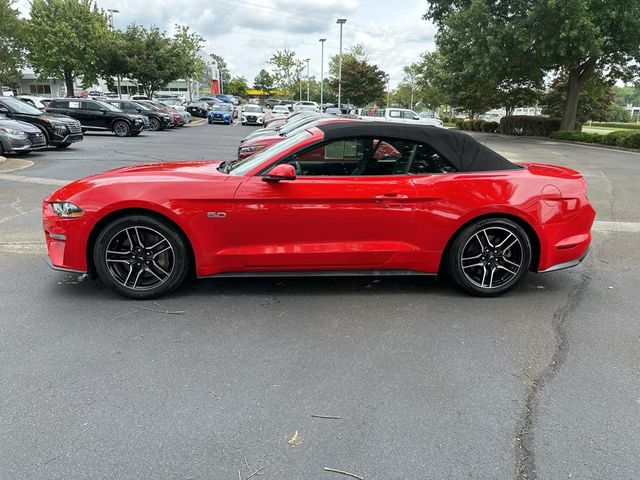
[288,430,302,446]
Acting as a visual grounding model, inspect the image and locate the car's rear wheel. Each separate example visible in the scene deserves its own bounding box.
[149,117,161,131]
[448,218,531,296]
[93,215,190,299]
[113,121,131,137]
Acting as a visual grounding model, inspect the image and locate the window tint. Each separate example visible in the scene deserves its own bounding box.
[281,137,458,176]
[82,101,101,111]
[402,110,417,119]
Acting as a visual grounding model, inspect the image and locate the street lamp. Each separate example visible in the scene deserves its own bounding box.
[106,9,119,29]
[336,18,347,111]
[319,38,326,108]
[304,58,310,102]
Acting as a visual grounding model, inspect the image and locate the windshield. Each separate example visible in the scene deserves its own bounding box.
[273,106,288,112]
[97,101,121,112]
[213,104,231,111]
[244,106,262,112]
[278,115,324,135]
[160,99,180,105]
[229,131,312,175]
[0,96,42,115]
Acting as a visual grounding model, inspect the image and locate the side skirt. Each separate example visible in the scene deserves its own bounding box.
[198,269,437,279]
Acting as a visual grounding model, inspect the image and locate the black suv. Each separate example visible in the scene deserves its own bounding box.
[106,99,172,131]
[0,96,82,148]
[46,98,145,137]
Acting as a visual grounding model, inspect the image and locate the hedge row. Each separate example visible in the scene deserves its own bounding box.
[588,121,640,131]
[455,118,500,132]
[549,130,640,149]
[500,115,564,136]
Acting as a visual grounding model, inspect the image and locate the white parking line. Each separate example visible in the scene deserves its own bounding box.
[593,221,640,232]
[0,173,67,186]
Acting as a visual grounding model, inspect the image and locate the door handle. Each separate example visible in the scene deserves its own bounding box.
[375,193,409,203]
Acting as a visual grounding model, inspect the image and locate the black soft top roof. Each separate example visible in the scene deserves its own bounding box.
[316,121,520,172]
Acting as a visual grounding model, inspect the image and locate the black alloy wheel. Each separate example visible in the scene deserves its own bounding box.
[113,121,131,137]
[93,215,190,299]
[448,218,531,296]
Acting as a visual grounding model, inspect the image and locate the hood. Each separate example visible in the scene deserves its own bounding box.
[40,112,80,124]
[0,118,41,132]
[209,108,231,114]
[47,161,231,202]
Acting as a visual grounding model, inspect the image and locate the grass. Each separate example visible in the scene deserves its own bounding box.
[582,125,636,135]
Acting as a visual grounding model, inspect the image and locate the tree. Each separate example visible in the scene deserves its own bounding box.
[253,69,274,96]
[119,25,179,98]
[543,75,615,123]
[172,25,205,100]
[425,0,640,130]
[0,0,25,95]
[209,53,231,87]
[329,46,387,106]
[402,64,420,110]
[226,76,249,97]
[27,0,109,97]
[268,48,302,99]
[97,30,129,96]
[609,103,632,122]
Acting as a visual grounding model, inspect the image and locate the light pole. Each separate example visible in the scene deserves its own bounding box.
[336,18,347,111]
[304,58,310,102]
[107,9,121,98]
[319,38,326,108]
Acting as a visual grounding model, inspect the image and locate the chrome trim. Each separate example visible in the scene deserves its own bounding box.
[198,269,436,279]
[538,247,590,273]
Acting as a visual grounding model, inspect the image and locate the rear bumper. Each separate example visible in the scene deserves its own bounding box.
[538,247,590,273]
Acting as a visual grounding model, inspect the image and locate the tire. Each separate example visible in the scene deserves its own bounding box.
[93,215,190,299]
[447,218,531,296]
[131,131,141,136]
[242,122,246,126]
[113,121,131,137]
[149,117,161,131]
[55,143,72,148]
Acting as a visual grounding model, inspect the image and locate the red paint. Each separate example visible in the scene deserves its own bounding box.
[42,129,595,278]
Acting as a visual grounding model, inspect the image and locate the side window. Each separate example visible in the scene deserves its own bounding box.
[52,100,69,109]
[408,143,458,174]
[403,110,417,119]
[388,110,401,118]
[82,101,101,111]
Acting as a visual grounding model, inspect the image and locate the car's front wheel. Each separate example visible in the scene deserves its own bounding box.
[113,121,131,137]
[447,218,531,296]
[149,117,161,131]
[93,215,190,299]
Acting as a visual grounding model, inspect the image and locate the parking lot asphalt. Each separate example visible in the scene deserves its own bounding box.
[1,123,639,479]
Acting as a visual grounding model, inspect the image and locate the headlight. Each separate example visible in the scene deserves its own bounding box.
[0,127,28,137]
[50,202,84,218]
[54,124,68,134]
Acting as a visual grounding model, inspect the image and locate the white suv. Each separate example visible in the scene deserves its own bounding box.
[293,101,319,112]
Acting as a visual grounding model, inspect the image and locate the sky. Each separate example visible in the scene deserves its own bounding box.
[14,0,437,88]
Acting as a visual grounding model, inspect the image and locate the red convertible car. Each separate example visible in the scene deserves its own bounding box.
[43,122,595,299]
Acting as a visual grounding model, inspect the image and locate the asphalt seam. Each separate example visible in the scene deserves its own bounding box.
[514,254,595,479]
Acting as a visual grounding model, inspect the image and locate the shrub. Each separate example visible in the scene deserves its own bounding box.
[472,119,483,131]
[589,122,640,131]
[602,130,631,146]
[480,121,499,133]
[442,116,450,123]
[455,118,465,129]
[500,116,563,136]
[549,131,603,143]
[549,130,640,149]
[621,132,640,149]
[462,119,474,130]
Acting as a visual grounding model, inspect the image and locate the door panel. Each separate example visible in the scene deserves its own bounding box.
[233,176,417,268]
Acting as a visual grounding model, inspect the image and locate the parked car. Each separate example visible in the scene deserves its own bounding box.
[208,103,234,125]
[0,96,82,148]
[136,100,183,127]
[271,105,291,117]
[325,107,341,115]
[265,98,281,109]
[1,86,15,96]
[241,105,265,126]
[214,94,236,105]
[45,98,145,137]
[293,101,320,112]
[238,117,351,159]
[146,101,190,125]
[360,107,444,127]
[242,112,321,143]
[197,96,224,107]
[42,122,595,299]
[157,98,187,111]
[17,95,47,110]
[154,93,185,104]
[130,95,149,101]
[186,101,210,118]
[0,114,47,155]
[106,100,172,131]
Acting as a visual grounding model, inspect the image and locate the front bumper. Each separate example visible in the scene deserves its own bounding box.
[42,201,91,273]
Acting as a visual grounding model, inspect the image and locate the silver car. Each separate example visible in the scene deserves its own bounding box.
[0,114,47,155]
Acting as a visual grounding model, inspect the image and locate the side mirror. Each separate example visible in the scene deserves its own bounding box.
[263,163,296,182]
[100,107,108,113]
[413,115,420,120]
[0,106,9,114]
[136,108,142,113]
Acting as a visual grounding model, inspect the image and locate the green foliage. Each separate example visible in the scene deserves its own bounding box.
[543,75,614,123]
[500,116,563,136]
[480,121,500,133]
[609,103,632,122]
[0,0,26,91]
[550,129,640,149]
[329,45,386,106]
[209,53,231,86]
[425,0,640,130]
[172,25,205,83]
[613,85,640,107]
[549,131,604,143]
[588,121,640,130]
[253,69,274,95]
[27,0,110,96]
[226,76,248,97]
[268,48,303,99]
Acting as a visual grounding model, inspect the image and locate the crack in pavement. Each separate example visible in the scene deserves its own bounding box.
[515,257,596,479]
